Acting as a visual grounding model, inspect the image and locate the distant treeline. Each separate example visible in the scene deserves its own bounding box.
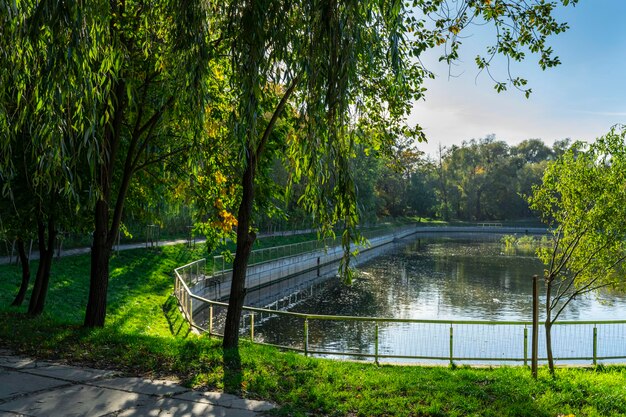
[349,135,570,223]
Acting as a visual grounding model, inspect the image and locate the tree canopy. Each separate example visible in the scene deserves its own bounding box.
[1,0,580,346]
[528,125,626,373]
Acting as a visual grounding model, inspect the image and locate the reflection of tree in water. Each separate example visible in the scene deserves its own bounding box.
[398,239,540,320]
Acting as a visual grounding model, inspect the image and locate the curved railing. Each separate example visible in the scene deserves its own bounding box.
[173,274,626,365]
[173,226,626,365]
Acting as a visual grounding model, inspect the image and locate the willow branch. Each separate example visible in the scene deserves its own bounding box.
[133,146,189,173]
[255,72,303,161]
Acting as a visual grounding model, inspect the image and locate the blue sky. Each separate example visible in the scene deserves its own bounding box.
[410,1,626,157]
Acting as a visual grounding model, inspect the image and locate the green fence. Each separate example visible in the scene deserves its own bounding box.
[173,269,626,365]
[172,226,626,366]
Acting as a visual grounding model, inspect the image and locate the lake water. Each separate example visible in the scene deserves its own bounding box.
[247,236,626,363]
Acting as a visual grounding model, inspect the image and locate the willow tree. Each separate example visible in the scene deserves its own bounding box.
[81,0,214,327]
[0,1,94,314]
[219,0,577,348]
[1,0,215,325]
[528,126,626,374]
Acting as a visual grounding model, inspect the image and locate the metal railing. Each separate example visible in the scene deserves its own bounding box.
[477,222,503,227]
[210,224,419,278]
[170,225,626,366]
[179,225,422,304]
[172,272,626,365]
[211,238,335,276]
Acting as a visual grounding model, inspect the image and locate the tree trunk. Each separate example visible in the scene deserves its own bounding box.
[84,70,127,328]
[28,218,56,316]
[545,320,554,374]
[84,199,112,327]
[10,238,30,307]
[475,188,482,220]
[436,144,449,221]
[223,156,256,349]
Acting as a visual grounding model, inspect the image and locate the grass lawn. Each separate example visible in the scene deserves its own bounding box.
[1,239,625,417]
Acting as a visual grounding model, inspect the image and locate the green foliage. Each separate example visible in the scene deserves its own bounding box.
[529,126,626,299]
[375,136,555,222]
[501,235,517,249]
[528,126,626,372]
[501,234,551,256]
[1,0,579,329]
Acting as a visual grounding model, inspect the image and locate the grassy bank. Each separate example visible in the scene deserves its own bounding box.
[1,241,625,416]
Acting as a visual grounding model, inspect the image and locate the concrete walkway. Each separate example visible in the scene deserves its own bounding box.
[0,240,190,266]
[0,229,317,265]
[0,351,275,417]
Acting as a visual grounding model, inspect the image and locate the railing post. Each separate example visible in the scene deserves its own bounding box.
[593,325,598,366]
[449,324,454,366]
[531,275,539,379]
[209,305,213,336]
[304,319,309,357]
[250,313,255,341]
[375,322,379,365]
[524,325,528,366]
[189,297,193,325]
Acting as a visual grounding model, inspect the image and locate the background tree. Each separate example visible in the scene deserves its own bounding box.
[0,1,93,314]
[428,136,555,221]
[1,0,215,325]
[528,126,626,374]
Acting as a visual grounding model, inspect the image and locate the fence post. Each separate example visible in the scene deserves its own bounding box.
[449,324,454,366]
[209,305,213,337]
[375,322,379,365]
[304,319,309,357]
[524,325,528,366]
[189,296,193,325]
[593,325,598,366]
[250,313,255,341]
[532,275,539,379]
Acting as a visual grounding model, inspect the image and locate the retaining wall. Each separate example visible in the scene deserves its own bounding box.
[188,226,548,312]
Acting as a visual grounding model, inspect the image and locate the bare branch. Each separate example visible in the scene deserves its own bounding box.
[548,227,562,279]
[551,280,617,324]
[255,72,302,161]
[131,96,175,171]
[552,227,587,278]
[136,96,175,140]
[133,146,190,173]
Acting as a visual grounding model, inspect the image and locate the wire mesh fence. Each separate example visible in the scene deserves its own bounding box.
[171,225,626,366]
[175,275,626,366]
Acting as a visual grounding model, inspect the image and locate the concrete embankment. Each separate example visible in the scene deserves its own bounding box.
[190,226,422,307]
[188,225,547,309]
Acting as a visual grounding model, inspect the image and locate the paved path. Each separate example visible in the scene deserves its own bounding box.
[0,351,275,416]
[0,240,190,266]
[0,229,316,265]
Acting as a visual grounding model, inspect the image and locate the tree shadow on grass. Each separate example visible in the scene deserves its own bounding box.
[223,347,243,395]
[162,295,191,338]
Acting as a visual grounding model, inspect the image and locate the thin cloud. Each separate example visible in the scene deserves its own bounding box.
[574,110,626,117]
